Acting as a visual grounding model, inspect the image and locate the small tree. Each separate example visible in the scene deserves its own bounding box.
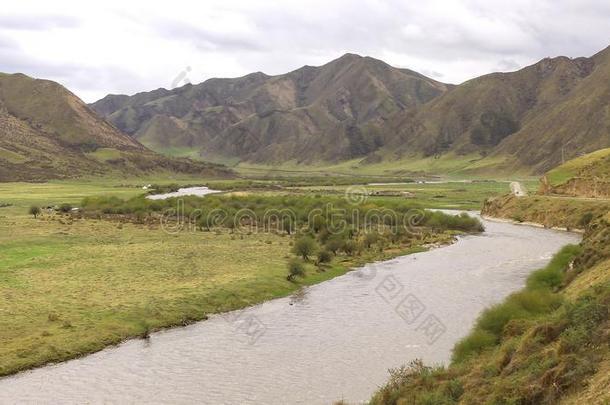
[342,239,358,256]
[363,231,379,249]
[324,237,344,255]
[316,250,332,266]
[287,258,305,281]
[292,236,318,261]
[29,205,41,219]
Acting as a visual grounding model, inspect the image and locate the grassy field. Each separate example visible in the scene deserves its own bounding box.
[0,215,296,375]
[0,177,478,376]
[2,207,438,376]
[0,175,227,216]
[546,148,610,187]
[235,153,534,179]
[287,180,538,211]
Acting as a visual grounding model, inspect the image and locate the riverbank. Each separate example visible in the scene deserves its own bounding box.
[482,194,610,230]
[370,196,610,405]
[480,215,585,233]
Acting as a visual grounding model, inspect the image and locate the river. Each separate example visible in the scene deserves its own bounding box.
[0,216,579,404]
[145,186,221,200]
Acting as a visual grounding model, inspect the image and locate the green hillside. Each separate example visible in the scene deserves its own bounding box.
[540,148,610,197]
[0,73,232,181]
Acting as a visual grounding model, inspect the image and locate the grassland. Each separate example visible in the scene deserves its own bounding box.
[235,153,533,179]
[288,180,534,211]
[546,148,610,187]
[0,177,484,376]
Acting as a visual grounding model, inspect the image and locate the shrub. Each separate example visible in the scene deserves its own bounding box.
[59,203,73,213]
[317,250,332,265]
[444,378,464,401]
[286,258,305,281]
[28,205,41,218]
[324,237,344,255]
[363,231,379,248]
[578,212,594,228]
[342,240,358,256]
[292,236,318,261]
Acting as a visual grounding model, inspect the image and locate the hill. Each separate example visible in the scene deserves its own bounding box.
[92,47,610,175]
[539,147,610,198]
[90,54,450,163]
[0,73,231,181]
[380,45,610,174]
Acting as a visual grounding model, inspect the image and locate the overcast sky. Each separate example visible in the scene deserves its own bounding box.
[1,0,609,102]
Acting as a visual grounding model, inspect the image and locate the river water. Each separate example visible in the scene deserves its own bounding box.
[145,186,221,200]
[0,217,579,404]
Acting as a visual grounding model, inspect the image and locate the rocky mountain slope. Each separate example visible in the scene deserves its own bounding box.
[384,45,610,173]
[92,46,610,174]
[91,54,450,163]
[0,73,231,181]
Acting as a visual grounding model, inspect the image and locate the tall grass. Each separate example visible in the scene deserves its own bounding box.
[452,244,582,363]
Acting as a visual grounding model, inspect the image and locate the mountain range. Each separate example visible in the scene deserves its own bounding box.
[91,45,610,175]
[0,73,230,181]
[1,45,609,181]
[91,54,450,164]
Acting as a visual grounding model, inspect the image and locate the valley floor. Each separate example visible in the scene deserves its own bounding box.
[0,177,477,376]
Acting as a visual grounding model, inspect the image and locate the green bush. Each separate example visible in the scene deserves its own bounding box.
[28,205,41,218]
[342,240,358,256]
[476,300,528,337]
[363,231,380,248]
[286,258,305,281]
[578,212,594,228]
[292,236,318,261]
[444,378,464,401]
[324,237,344,255]
[316,250,332,265]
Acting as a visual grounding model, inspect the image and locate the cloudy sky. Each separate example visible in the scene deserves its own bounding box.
[2,0,609,102]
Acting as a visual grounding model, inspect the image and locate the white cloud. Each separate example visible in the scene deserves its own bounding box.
[1,0,608,102]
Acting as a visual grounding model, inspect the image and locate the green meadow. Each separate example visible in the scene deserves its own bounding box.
[0,176,485,376]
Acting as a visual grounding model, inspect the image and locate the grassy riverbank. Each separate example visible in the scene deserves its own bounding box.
[370,198,610,404]
[482,194,610,230]
[0,179,482,377]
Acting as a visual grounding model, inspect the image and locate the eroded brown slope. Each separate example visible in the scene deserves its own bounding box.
[91,54,450,163]
[0,73,231,181]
